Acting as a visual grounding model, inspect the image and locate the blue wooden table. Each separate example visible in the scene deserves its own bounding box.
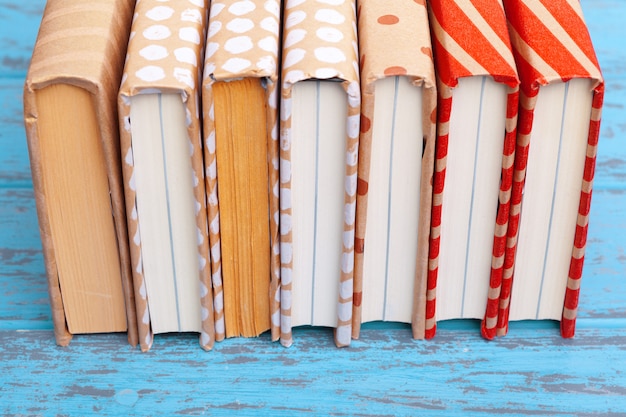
[1,1,625,415]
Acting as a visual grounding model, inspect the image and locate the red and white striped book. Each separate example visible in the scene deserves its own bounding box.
[426,0,519,339]
[496,0,604,338]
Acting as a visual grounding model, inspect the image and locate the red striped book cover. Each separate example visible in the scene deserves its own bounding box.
[497,0,604,338]
[426,0,519,339]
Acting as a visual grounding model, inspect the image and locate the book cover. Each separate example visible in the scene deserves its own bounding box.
[118,0,214,351]
[23,0,136,346]
[426,0,519,339]
[279,0,360,347]
[497,0,604,338]
[353,0,436,340]
[202,0,281,341]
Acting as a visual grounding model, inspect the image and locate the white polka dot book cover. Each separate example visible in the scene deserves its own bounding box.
[279,0,360,348]
[23,0,137,348]
[118,0,215,352]
[201,0,281,344]
[353,0,437,342]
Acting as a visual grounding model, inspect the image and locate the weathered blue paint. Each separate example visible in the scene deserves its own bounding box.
[580,190,626,319]
[584,0,626,187]
[2,328,626,416]
[0,189,50,327]
[0,0,624,415]
[0,79,35,184]
[0,1,46,77]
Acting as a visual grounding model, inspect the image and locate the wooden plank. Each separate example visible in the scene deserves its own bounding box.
[1,328,626,416]
[0,78,33,186]
[0,188,51,328]
[579,189,626,319]
[583,0,626,188]
[0,1,45,78]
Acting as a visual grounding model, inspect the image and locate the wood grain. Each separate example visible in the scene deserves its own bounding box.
[0,1,45,77]
[2,328,626,415]
[0,79,34,184]
[0,189,51,328]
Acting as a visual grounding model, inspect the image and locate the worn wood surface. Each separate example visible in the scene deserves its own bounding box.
[0,0,624,415]
[2,328,626,416]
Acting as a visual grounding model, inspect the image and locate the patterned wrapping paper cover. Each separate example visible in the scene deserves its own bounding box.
[202,0,282,343]
[497,0,604,338]
[23,0,137,347]
[118,0,214,351]
[354,0,436,340]
[426,0,520,339]
[279,0,360,348]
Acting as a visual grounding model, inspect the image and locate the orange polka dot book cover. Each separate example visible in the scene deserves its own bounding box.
[353,0,437,342]
[201,0,281,344]
[278,0,360,348]
[118,0,215,352]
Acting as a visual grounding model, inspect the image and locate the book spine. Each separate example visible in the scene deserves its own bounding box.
[202,0,282,342]
[354,0,437,340]
[497,0,604,338]
[561,89,603,337]
[267,75,281,342]
[23,0,135,346]
[119,0,213,351]
[279,0,360,348]
[481,87,518,340]
[426,0,519,339]
[495,87,533,336]
[425,81,450,339]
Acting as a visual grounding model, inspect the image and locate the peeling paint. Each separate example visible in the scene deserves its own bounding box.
[59,385,116,399]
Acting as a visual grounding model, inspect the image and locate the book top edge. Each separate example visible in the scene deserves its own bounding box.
[203,0,281,84]
[428,0,519,89]
[504,0,603,93]
[120,0,209,96]
[281,0,359,90]
[25,0,134,94]
[357,0,436,91]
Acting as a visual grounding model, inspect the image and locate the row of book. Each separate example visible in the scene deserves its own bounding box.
[23,0,604,351]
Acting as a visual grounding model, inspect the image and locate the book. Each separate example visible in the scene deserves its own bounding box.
[352,0,436,340]
[496,0,604,338]
[118,0,214,351]
[23,0,137,346]
[426,0,520,338]
[279,0,360,347]
[202,0,281,340]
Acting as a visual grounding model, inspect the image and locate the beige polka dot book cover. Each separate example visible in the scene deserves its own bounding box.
[202,0,281,343]
[353,0,437,341]
[23,0,137,347]
[279,0,360,348]
[118,0,214,352]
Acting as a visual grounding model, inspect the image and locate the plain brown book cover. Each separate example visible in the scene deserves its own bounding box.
[23,0,137,346]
